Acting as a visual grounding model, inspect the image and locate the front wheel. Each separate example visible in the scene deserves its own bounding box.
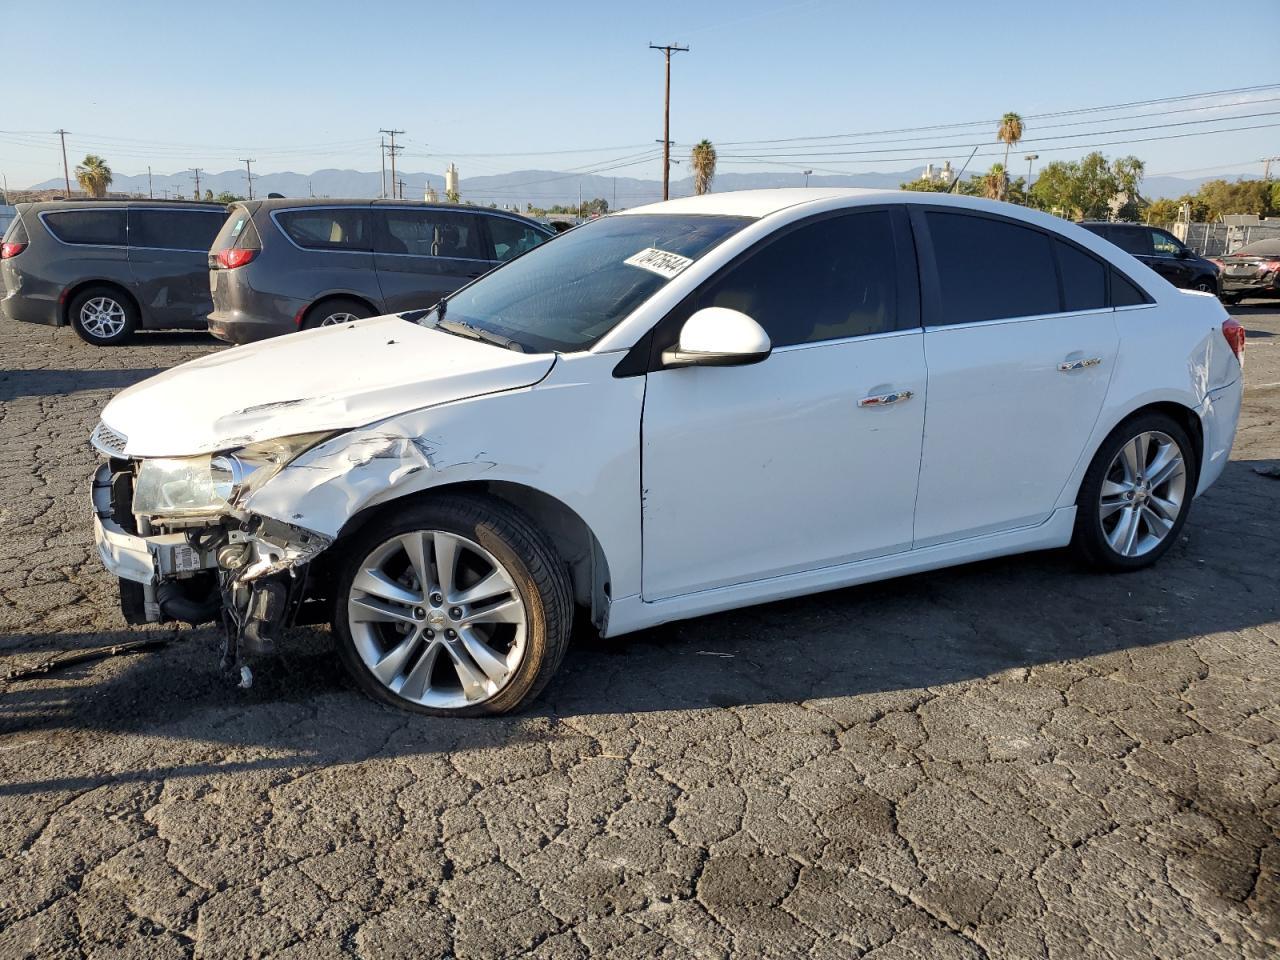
[333,495,573,716]
[1192,276,1217,295]
[1071,412,1197,571]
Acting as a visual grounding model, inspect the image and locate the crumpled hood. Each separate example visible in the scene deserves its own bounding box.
[102,314,556,457]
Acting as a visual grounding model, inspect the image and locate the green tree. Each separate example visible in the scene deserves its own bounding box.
[899,176,953,193]
[981,163,1007,200]
[996,113,1024,200]
[691,139,717,195]
[74,154,113,198]
[1029,152,1145,220]
[1195,178,1274,219]
[1144,198,1180,224]
[446,188,460,203]
[213,191,244,205]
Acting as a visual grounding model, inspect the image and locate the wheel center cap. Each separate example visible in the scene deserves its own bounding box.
[425,609,448,628]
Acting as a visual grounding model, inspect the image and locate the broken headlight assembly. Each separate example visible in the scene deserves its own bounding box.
[132,432,333,517]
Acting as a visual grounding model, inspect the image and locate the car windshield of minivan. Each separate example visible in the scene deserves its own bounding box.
[422,214,751,353]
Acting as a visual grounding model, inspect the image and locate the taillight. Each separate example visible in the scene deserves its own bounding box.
[0,241,26,259]
[1261,260,1280,274]
[216,248,258,269]
[1222,318,1246,364]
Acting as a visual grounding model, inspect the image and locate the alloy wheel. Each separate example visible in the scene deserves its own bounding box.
[347,529,527,709]
[1097,430,1186,558]
[80,297,127,339]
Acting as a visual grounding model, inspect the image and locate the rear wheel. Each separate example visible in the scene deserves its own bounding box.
[303,297,371,329]
[333,495,573,716]
[69,286,137,346]
[1220,293,1242,305]
[1071,412,1197,571]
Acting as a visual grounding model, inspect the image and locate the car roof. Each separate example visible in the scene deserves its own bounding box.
[17,199,224,212]
[619,188,897,219]
[250,196,542,219]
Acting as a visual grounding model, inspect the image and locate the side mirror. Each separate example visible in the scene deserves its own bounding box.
[662,307,772,368]
[1177,248,1192,259]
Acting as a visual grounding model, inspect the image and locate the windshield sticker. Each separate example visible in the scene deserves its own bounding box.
[624,247,694,278]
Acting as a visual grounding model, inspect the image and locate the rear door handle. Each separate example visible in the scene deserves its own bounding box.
[1058,357,1103,372]
[858,390,914,407]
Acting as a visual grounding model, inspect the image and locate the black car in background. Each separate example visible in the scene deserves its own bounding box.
[1212,238,1280,304]
[1078,221,1220,297]
[207,199,554,343]
[0,200,226,345]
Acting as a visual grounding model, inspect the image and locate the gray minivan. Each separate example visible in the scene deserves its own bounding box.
[208,198,554,343]
[1,200,227,345]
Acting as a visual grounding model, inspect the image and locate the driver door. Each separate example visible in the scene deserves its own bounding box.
[640,207,927,600]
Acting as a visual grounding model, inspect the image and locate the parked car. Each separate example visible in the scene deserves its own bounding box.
[0,200,227,345]
[89,189,1244,716]
[1211,238,1280,304]
[207,199,554,343]
[1078,221,1220,296]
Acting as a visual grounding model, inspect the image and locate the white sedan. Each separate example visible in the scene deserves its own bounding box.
[89,189,1245,716]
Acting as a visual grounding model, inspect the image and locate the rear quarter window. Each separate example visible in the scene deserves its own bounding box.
[275,208,371,251]
[211,207,260,252]
[3,215,28,244]
[42,209,128,246]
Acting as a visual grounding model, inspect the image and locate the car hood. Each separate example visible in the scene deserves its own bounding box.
[102,314,557,457]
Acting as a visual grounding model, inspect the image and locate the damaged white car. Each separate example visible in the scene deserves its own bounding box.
[91,189,1244,716]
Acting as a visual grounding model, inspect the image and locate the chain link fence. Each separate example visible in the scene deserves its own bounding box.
[1155,221,1280,257]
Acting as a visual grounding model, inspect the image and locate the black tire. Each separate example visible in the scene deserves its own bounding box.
[1071,411,1198,572]
[303,297,372,330]
[1191,276,1217,296]
[1220,293,1242,306]
[69,285,138,346]
[333,494,573,717]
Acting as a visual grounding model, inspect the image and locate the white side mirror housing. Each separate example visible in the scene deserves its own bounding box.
[662,307,772,368]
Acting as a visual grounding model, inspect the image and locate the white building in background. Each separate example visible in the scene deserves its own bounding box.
[424,183,439,202]
[921,161,955,185]
[445,163,459,198]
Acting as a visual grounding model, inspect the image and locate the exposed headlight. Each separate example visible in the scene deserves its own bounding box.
[133,432,333,517]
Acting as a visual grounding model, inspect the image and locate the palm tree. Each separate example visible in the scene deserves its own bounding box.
[982,164,1007,200]
[996,113,1023,200]
[691,139,717,196]
[75,155,113,198]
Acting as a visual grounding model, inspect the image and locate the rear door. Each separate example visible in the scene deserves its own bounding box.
[127,207,225,327]
[271,206,378,308]
[373,207,491,312]
[912,208,1118,545]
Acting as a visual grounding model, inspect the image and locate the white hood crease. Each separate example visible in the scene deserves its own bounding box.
[101,315,556,457]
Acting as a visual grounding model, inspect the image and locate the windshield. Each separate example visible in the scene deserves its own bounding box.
[424,213,751,352]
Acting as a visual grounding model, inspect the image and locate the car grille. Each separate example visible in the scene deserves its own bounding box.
[90,421,129,457]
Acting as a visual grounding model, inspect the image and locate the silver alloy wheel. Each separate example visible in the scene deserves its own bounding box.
[1098,430,1187,558]
[1195,280,1213,292]
[347,529,528,709]
[80,297,127,339]
[320,311,358,326]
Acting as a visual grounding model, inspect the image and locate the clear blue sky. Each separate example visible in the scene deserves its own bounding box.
[4,0,1278,189]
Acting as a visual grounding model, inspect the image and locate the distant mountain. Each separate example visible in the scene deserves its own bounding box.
[26,167,1253,207]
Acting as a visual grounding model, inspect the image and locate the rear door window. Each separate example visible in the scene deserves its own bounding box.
[1108,227,1150,256]
[42,209,127,246]
[924,211,1059,324]
[486,216,550,262]
[1055,241,1108,312]
[129,209,225,251]
[275,208,372,251]
[376,208,486,259]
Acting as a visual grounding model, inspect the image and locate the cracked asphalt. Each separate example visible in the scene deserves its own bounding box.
[0,306,1277,959]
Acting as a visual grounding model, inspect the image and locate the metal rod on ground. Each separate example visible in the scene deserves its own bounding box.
[55,129,71,195]
[649,43,689,201]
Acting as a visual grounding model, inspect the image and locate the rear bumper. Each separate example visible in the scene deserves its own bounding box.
[1196,378,1243,496]
[1222,275,1279,295]
[1,289,60,326]
[208,310,295,344]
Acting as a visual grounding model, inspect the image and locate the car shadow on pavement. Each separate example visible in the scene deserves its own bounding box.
[0,368,166,401]
[0,458,1277,797]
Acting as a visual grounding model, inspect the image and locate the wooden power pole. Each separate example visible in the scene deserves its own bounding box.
[649,43,688,201]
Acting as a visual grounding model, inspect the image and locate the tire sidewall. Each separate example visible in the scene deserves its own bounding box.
[1073,412,1198,571]
[332,496,565,717]
[304,298,371,330]
[70,287,137,346]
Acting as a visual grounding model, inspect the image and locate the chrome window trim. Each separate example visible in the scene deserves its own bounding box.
[769,326,922,354]
[922,305,1128,333]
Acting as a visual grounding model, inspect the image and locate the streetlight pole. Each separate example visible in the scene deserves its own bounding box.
[803,169,813,188]
[649,42,689,201]
[1024,153,1039,201]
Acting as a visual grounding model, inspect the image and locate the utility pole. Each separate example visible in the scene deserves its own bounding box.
[55,129,72,195]
[1264,156,1280,181]
[397,178,406,200]
[380,129,404,200]
[240,158,255,200]
[189,167,203,199]
[648,43,688,201]
[147,165,153,199]
[380,137,386,198]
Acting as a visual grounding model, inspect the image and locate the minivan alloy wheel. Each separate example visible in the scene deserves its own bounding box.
[347,529,528,709]
[320,311,359,326]
[80,297,127,339]
[1097,430,1186,558]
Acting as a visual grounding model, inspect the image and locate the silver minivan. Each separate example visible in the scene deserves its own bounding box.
[207,198,553,343]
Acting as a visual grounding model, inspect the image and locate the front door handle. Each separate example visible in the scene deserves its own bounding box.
[1058,357,1103,372]
[858,390,914,408]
